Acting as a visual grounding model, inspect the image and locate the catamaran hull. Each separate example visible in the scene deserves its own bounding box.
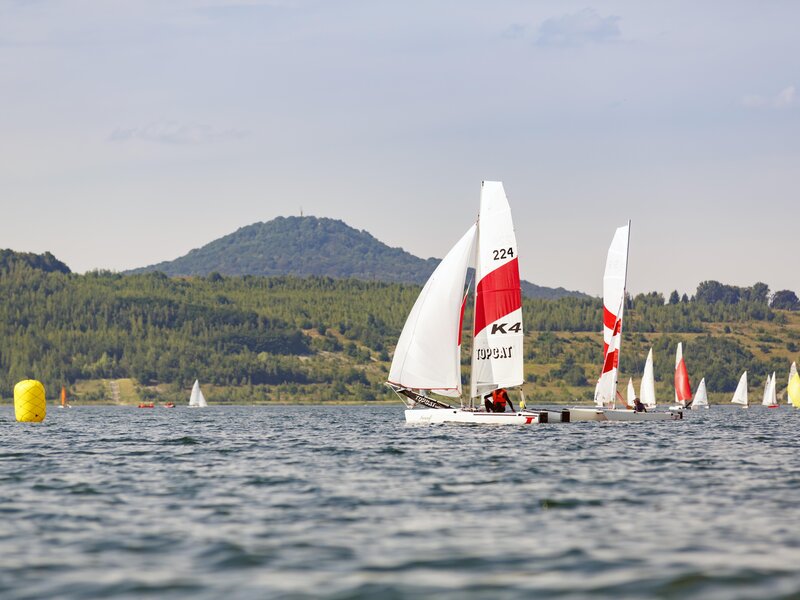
[568,408,683,422]
[405,408,568,425]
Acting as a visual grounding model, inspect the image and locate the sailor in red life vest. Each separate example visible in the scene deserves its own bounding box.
[484,388,515,413]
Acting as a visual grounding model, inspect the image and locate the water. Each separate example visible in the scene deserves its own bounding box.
[1,405,799,599]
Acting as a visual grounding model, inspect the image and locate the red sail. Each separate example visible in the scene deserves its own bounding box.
[674,358,692,402]
[473,258,521,336]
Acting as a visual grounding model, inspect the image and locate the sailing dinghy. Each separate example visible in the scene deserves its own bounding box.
[762,372,778,408]
[570,223,681,422]
[691,378,709,409]
[731,371,748,408]
[674,342,693,408]
[189,380,208,408]
[788,362,800,408]
[388,181,564,425]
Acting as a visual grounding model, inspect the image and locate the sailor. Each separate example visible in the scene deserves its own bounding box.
[633,397,647,412]
[484,388,515,413]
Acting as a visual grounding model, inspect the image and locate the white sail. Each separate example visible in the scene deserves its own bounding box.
[692,378,709,408]
[470,181,523,399]
[788,362,799,405]
[189,379,208,407]
[769,372,777,406]
[596,222,630,407]
[674,342,682,404]
[389,225,477,397]
[731,371,748,406]
[762,374,772,406]
[639,347,657,408]
[626,378,636,408]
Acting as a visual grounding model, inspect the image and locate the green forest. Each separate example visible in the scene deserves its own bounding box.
[1,251,798,405]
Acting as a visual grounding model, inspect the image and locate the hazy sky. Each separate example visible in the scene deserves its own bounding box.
[1,1,798,296]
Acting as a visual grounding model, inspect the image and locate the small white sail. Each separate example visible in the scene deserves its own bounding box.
[626,378,636,408]
[389,225,477,397]
[596,222,630,407]
[692,378,709,408]
[762,374,772,406]
[470,181,523,400]
[640,348,657,409]
[769,372,778,406]
[731,371,748,406]
[189,379,208,407]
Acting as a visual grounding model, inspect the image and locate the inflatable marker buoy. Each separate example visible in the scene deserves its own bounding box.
[14,380,46,422]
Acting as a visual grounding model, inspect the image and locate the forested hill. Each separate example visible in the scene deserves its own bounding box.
[0,249,70,274]
[127,216,587,299]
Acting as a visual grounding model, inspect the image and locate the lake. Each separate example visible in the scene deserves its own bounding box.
[1,405,799,599]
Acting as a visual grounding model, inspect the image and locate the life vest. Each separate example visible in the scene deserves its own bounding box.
[492,389,507,410]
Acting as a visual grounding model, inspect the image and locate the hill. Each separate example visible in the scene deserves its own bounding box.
[0,259,798,406]
[128,216,587,299]
[0,249,70,274]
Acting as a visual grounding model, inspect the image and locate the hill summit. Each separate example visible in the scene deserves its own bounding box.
[129,216,587,299]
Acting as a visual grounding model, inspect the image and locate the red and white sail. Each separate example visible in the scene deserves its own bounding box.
[595,222,630,407]
[389,225,477,397]
[470,181,523,400]
[674,342,692,406]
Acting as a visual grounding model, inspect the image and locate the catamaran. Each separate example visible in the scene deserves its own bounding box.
[674,342,692,408]
[388,181,564,425]
[731,371,748,408]
[788,362,800,408]
[189,380,208,408]
[692,377,709,409]
[570,223,681,422]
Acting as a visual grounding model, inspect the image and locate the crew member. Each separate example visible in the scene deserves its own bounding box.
[633,397,647,413]
[484,388,515,413]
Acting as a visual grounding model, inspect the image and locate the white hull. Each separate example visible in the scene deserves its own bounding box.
[404,408,572,425]
[569,407,683,422]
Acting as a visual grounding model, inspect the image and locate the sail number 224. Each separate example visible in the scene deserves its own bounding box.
[492,247,514,260]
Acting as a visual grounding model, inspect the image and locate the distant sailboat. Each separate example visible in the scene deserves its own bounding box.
[189,380,208,408]
[731,371,748,408]
[674,342,692,408]
[692,378,709,409]
[59,385,71,409]
[762,372,778,408]
[788,362,800,408]
[639,348,657,409]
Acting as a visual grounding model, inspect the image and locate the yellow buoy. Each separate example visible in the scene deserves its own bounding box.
[14,380,46,422]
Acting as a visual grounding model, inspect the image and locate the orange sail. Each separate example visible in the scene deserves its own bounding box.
[675,359,692,404]
[61,386,66,407]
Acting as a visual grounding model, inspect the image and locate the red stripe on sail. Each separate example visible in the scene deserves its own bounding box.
[474,258,521,336]
[457,291,468,346]
[675,358,692,401]
[603,306,622,335]
[602,346,618,375]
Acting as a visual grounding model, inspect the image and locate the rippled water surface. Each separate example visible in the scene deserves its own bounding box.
[1,405,800,599]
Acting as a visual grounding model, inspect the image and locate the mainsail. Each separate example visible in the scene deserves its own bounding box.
[639,347,657,409]
[388,225,477,397]
[595,222,630,407]
[692,378,709,408]
[674,342,692,407]
[470,181,523,400]
[626,378,636,408]
[731,371,748,406]
[189,379,208,407]
[762,372,777,407]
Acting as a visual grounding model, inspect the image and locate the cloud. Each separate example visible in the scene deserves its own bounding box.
[742,85,796,109]
[535,8,621,47]
[109,121,246,144]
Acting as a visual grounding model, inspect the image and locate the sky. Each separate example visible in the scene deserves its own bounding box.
[1,0,798,297]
